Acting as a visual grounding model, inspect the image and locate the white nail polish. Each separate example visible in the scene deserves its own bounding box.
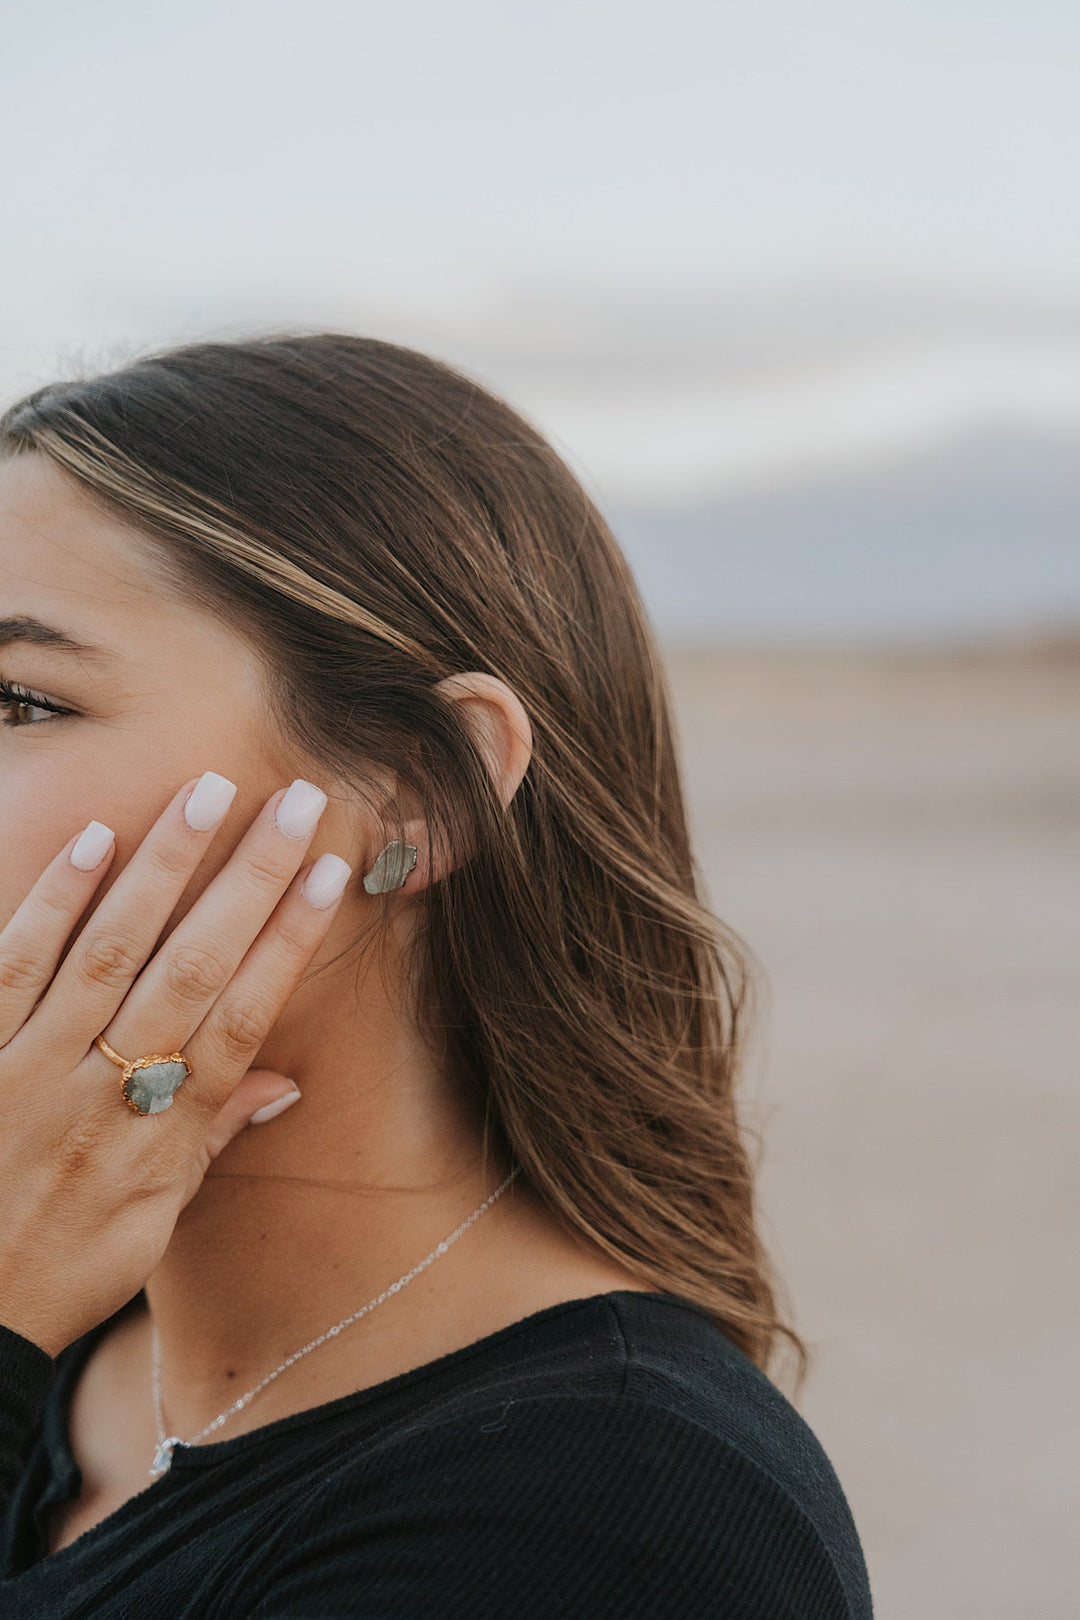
[274,779,328,840]
[184,771,238,832]
[70,821,116,871]
[301,852,352,909]
[249,1087,302,1125]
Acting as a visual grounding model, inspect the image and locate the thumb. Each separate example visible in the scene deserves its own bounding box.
[204,1070,303,1160]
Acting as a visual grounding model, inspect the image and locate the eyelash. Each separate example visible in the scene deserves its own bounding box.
[0,679,76,728]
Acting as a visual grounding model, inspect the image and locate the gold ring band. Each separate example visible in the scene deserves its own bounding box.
[94,1034,192,1117]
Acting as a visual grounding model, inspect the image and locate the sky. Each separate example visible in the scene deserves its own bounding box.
[2,1,1078,503]
[5,2,1077,302]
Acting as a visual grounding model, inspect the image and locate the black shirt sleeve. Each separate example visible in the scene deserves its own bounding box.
[244,1393,868,1619]
[0,1324,57,1521]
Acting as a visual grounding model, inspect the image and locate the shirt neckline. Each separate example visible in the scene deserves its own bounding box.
[48,1288,694,1476]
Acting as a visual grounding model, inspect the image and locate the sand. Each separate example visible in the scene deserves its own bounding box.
[663,635,1079,1619]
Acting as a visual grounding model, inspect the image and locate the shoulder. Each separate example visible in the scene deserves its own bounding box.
[246,1292,873,1619]
[606,1292,873,1616]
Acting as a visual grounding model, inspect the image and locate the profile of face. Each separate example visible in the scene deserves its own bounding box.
[0,453,342,945]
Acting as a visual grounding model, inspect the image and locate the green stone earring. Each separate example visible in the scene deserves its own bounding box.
[363,839,418,894]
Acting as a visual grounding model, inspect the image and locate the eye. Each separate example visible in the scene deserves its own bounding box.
[0,679,75,729]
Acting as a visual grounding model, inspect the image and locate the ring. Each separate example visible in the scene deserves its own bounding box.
[94,1034,192,1117]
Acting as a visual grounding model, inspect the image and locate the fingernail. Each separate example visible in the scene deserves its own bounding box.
[184,771,238,832]
[274,779,328,840]
[300,852,352,909]
[249,1086,302,1126]
[70,821,116,871]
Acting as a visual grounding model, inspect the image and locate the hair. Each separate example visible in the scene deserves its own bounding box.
[0,332,808,1395]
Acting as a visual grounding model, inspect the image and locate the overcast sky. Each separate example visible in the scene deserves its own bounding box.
[3,1,1077,496]
[5,2,1075,301]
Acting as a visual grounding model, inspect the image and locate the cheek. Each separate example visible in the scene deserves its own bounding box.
[0,748,122,929]
[0,743,206,936]
[0,710,286,944]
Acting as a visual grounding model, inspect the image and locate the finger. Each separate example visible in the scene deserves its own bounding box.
[118,851,351,1130]
[183,853,352,1117]
[0,820,121,1045]
[30,771,240,1063]
[82,778,331,1076]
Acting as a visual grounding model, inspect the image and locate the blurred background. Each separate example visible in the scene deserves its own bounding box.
[3,3,1077,1613]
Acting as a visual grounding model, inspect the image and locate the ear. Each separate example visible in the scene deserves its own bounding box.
[435,672,534,809]
[373,672,533,894]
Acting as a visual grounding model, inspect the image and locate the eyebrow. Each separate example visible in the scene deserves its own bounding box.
[0,615,118,664]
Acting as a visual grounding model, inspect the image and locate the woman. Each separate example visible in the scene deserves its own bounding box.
[0,335,873,1616]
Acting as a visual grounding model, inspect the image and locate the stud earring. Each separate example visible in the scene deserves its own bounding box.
[362,839,418,894]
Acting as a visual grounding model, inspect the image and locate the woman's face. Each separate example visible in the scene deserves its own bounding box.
[0,452,315,939]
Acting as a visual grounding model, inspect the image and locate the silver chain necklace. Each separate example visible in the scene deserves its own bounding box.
[149,1165,521,1478]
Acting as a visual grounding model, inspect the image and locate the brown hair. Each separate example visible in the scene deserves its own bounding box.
[0,333,808,1394]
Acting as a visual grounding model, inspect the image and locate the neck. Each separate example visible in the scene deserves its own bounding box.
[139,950,524,1438]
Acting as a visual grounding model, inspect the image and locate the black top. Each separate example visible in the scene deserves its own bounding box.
[0,1290,873,1617]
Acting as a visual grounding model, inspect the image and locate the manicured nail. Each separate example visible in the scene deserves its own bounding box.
[249,1086,302,1125]
[274,779,328,840]
[184,771,238,832]
[300,852,352,909]
[70,821,116,871]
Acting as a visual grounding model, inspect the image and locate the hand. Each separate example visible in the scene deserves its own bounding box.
[0,772,353,1359]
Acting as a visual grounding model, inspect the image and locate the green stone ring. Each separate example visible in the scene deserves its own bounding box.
[94,1034,192,1116]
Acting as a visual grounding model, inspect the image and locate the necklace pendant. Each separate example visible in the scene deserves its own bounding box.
[150,1436,183,1478]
